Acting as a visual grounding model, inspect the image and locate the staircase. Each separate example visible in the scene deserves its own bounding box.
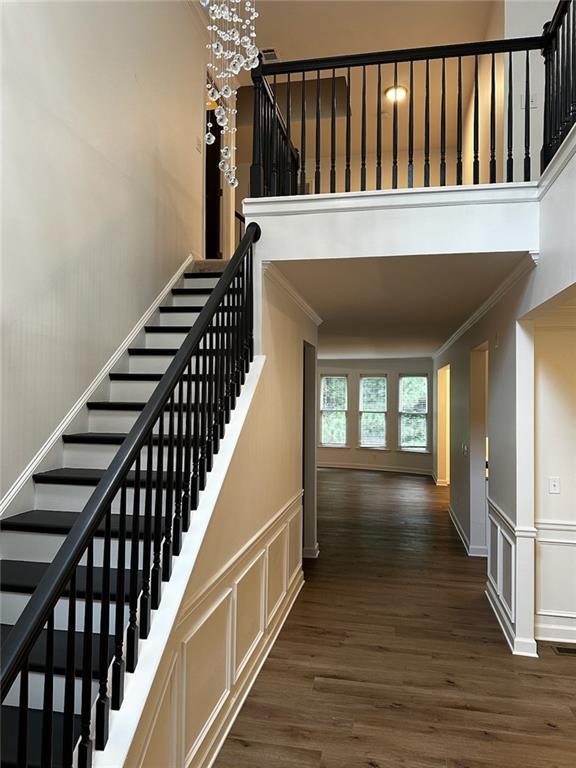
[0,225,259,768]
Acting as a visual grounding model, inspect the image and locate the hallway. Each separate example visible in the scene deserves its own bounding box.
[214,470,576,768]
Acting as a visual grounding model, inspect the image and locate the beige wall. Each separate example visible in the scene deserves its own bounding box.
[318,358,434,476]
[125,270,318,767]
[1,1,208,495]
[534,323,576,642]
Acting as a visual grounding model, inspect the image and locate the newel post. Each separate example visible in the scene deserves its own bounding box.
[540,21,553,173]
[250,59,265,198]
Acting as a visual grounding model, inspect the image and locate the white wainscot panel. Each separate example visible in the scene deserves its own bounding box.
[234,551,266,682]
[535,524,576,643]
[288,507,303,586]
[266,525,288,626]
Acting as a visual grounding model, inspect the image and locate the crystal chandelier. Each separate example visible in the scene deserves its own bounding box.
[200,0,260,189]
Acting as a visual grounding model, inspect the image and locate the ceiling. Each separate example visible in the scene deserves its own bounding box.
[274,251,530,358]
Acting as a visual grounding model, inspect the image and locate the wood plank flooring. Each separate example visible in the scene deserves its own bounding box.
[214,469,576,768]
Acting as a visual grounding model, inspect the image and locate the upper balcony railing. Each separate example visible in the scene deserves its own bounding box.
[249,0,575,198]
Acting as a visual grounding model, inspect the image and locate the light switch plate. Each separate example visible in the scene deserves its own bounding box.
[548,476,560,494]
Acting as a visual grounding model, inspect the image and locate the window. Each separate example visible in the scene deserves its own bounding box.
[320,375,348,446]
[399,375,428,450]
[359,376,387,448]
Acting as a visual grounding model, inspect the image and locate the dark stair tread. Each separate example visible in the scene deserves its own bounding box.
[0,509,165,541]
[171,287,212,295]
[158,305,202,313]
[0,624,114,678]
[183,271,223,278]
[1,706,82,768]
[144,325,192,333]
[32,467,176,488]
[108,372,202,382]
[62,431,199,446]
[86,400,207,411]
[127,347,178,356]
[0,560,141,600]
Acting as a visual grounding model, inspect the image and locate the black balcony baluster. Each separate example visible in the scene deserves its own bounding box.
[408,60,414,187]
[457,56,463,184]
[346,66,351,192]
[424,59,430,186]
[474,54,480,184]
[490,53,497,183]
[285,72,292,192]
[440,57,447,186]
[331,68,337,192]
[127,454,141,671]
[392,62,399,189]
[507,52,514,181]
[524,50,531,180]
[300,71,306,194]
[376,64,382,189]
[361,65,367,190]
[271,75,278,195]
[315,70,321,193]
[41,613,54,768]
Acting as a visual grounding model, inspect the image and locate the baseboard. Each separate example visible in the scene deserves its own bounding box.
[448,504,471,553]
[469,544,488,558]
[303,543,320,559]
[0,252,196,519]
[535,613,576,644]
[486,582,538,657]
[201,572,304,768]
[317,462,433,478]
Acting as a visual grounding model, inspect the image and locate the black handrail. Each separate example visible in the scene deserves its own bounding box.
[1,222,261,702]
[260,35,546,76]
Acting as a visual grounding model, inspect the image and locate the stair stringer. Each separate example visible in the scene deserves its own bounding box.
[94,356,269,768]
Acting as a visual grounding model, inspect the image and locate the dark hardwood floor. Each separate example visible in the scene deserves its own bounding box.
[214,469,576,768]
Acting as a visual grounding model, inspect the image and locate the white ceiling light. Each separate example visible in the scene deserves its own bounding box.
[385,85,408,103]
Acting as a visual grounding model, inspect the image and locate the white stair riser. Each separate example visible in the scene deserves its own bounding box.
[182,276,219,289]
[1,530,145,568]
[5,672,97,715]
[0,591,130,632]
[128,354,174,375]
[64,442,186,471]
[159,311,201,326]
[35,482,170,514]
[88,408,200,433]
[170,294,209,308]
[109,380,199,401]
[145,331,189,349]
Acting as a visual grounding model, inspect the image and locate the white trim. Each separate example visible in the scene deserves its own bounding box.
[262,262,323,326]
[0,252,197,518]
[244,181,540,218]
[434,257,537,360]
[448,504,487,557]
[485,582,538,657]
[93,356,266,768]
[303,543,320,559]
[535,615,576,644]
[317,462,432,477]
[538,122,576,199]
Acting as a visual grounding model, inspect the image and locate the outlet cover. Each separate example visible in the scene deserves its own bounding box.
[548,476,560,494]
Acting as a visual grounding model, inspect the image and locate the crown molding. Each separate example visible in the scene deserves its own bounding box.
[433,255,538,359]
[262,262,323,326]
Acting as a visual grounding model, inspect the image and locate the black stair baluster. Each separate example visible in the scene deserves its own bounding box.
[96,506,112,748]
[162,394,175,581]
[408,60,414,188]
[345,66,351,192]
[173,379,184,554]
[507,52,514,182]
[524,50,531,180]
[315,69,321,193]
[392,62,399,188]
[127,454,141,671]
[300,71,307,194]
[361,65,367,190]
[376,63,382,190]
[248,245,254,362]
[112,483,127,710]
[474,54,480,184]
[285,72,292,193]
[41,613,54,768]
[424,59,430,186]
[206,327,215,471]
[457,57,463,185]
[200,337,208,487]
[184,359,196,519]
[151,413,164,609]
[440,58,446,186]
[62,572,77,768]
[490,53,497,182]
[17,658,29,768]
[78,545,93,768]
[139,432,154,637]
[572,0,576,126]
[331,68,337,192]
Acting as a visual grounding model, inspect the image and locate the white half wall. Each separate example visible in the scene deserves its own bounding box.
[1,1,208,495]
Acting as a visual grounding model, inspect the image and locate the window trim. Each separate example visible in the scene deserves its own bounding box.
[318,373,349,448]
[397,373,430,453]
[358,374,389,450]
